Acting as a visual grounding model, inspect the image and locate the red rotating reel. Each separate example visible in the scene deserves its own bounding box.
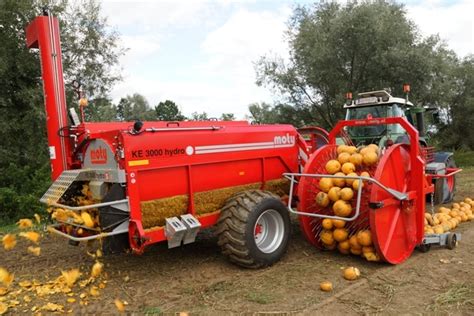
[297,144,376,250]
[297,117,426,264]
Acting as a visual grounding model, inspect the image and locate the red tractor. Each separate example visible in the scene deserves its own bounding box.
[27,12,460,267]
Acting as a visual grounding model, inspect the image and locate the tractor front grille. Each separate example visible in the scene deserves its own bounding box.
[421,146,435,164]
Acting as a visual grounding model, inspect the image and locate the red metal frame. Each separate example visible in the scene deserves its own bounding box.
[26,15,71,180]
[297,126,329,154]
[298,117,435,263]
[329,118,427,260]
[425,167,462,197]
[426,168,462,180]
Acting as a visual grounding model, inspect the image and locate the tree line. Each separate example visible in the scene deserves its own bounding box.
[84,95,235,122]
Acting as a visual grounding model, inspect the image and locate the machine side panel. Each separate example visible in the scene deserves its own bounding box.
[137,166,189,201]
[191,159,262,193]
[121,124,300,233]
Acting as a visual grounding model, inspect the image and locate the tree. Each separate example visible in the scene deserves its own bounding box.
[60,0,125,103]
[248,102,277,124]
[191,112,209,121]
[155,100,186,121]
[117,93,156,121]
[435,56,474,149]
[272,103,311,127]
[256,1,458,129]
[0,0,123,222]
[84,97,117,122]
[220,113,235,121]
[247,102,310,127]
[116,97,132,122]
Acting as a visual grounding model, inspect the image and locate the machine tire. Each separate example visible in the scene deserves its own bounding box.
[217,190,291,269]
[433,177,445,205]
[445,156,456,203]
[447,233,457,250]
[433,156,456,204]
[418,243,431,253]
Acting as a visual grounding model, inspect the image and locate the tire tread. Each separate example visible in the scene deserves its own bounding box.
[217,190,281,268]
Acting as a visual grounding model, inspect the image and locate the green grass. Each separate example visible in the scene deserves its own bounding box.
[141,306,162,315]
[0,222,44,234]
[454,150,474,167]
[245,291,275,304]
[429,283,474,311]
[0,223,19,234]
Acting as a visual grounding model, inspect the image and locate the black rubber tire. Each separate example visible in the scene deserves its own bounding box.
[444,157,456,203]
[433,177,445,205]
[433,156,457,205]
[447,233,457,250]
[418,243,431,253]
[216,190,291,269]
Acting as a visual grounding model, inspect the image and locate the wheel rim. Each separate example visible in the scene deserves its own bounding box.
[452,234,457,245]
[254,209,285,254]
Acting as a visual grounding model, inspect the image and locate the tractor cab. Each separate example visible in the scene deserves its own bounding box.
[343,89,428,148]
[342,88,457,204]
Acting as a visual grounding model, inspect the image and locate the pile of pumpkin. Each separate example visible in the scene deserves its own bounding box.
[314,144,381,262]
[425,198,474,234]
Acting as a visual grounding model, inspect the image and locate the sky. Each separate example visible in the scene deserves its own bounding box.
[101,0,473,118]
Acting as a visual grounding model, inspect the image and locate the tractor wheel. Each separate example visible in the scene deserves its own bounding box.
[418,243,431,253]
[217,190,291,269]
[434,156,456,205]
[433,177,445,205]
[444,156,456,203]
[433,156,457,205]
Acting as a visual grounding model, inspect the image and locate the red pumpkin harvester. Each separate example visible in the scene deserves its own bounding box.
[26,11,460,267]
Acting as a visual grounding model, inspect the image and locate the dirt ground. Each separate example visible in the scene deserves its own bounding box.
[1,168,473,315]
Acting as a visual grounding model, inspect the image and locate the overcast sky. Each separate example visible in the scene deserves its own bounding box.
[101,0,473,118]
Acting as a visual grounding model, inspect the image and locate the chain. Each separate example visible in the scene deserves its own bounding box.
[430,192,435,214]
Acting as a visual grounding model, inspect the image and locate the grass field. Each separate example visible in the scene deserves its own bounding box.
[0,223,18,234]
[454,150,474,167]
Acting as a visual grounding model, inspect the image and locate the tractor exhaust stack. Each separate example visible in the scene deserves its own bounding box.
[26,12,70,181]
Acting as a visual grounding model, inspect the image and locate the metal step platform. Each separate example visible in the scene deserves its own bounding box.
[40,170,82,204]
[165,214,202,248]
